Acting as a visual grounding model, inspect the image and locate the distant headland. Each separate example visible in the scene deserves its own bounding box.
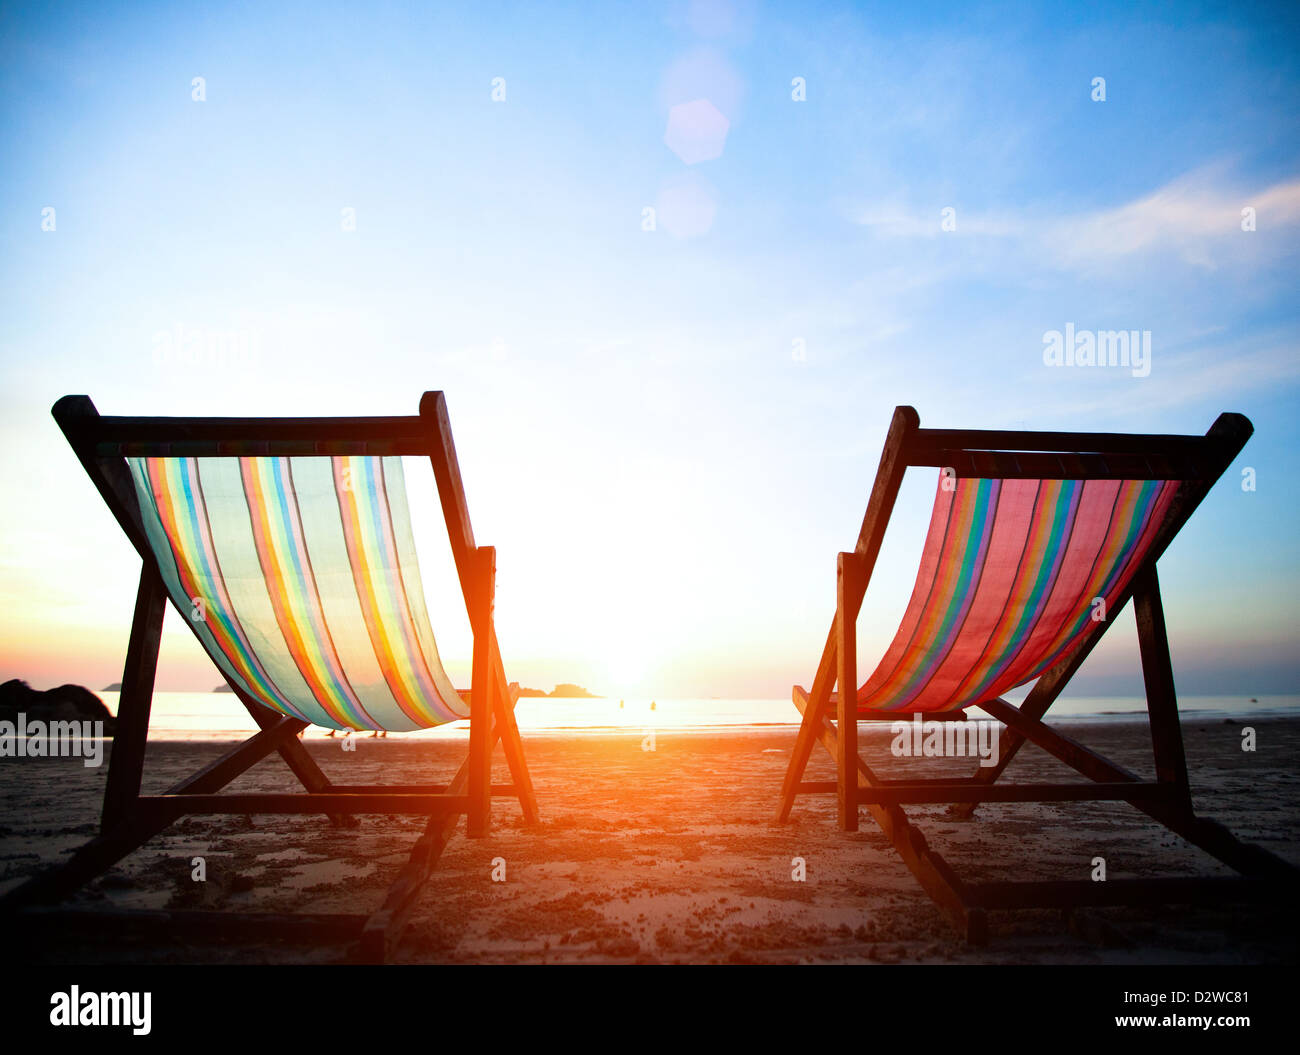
[516,683,600,699]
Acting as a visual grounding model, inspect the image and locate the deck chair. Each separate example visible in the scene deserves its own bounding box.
[1,391,538,962]
[776,406,1298,943]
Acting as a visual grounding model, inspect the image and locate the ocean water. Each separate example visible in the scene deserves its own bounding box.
[97,692,1300,741]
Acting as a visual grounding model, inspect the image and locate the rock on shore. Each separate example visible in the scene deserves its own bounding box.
[0,680,116,734]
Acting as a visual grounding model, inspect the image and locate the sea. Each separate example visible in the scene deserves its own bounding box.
[96,692,1300,741]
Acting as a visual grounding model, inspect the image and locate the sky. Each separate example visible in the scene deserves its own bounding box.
[1,0,1298,700]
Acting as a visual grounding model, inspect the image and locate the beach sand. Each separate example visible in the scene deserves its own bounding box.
[2,717,1297,964]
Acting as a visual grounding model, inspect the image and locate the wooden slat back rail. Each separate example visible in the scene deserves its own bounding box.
[905,413,1250,482]
[52,389,478,573]
[908,448,1210,481]
[911,423,1240,455]
[70,413,431,459]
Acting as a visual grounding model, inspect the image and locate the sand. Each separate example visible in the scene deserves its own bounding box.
[1,717,1297,964]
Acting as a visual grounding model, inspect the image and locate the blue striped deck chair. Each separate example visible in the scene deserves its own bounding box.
[2,392,537,961]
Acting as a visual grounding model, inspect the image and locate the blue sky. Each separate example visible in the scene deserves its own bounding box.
[1,0,1297,698]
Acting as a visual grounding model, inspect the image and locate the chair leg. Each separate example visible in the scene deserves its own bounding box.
[492,673,540,825]
[836,553,860,832]
[102,564,167,831]
[1132,565,1193,814]
[776,683,830,822]
[467,547,495,838]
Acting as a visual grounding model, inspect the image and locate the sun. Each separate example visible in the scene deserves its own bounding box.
[601,648,650,698]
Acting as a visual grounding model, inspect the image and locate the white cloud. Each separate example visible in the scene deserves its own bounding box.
[1047,168,1300,271]
[851,163,1300,274]
[853,201,1021,239]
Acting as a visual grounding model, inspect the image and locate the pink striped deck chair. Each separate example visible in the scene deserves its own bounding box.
[3,392,537,961]
[776,406,1297,942]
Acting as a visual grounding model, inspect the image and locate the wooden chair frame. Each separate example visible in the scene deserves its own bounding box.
[1,391,538,962]
[776,406,1298,943]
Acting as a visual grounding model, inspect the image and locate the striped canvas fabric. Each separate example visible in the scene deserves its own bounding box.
[128,455,468,731]
[858,475,1181,713]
